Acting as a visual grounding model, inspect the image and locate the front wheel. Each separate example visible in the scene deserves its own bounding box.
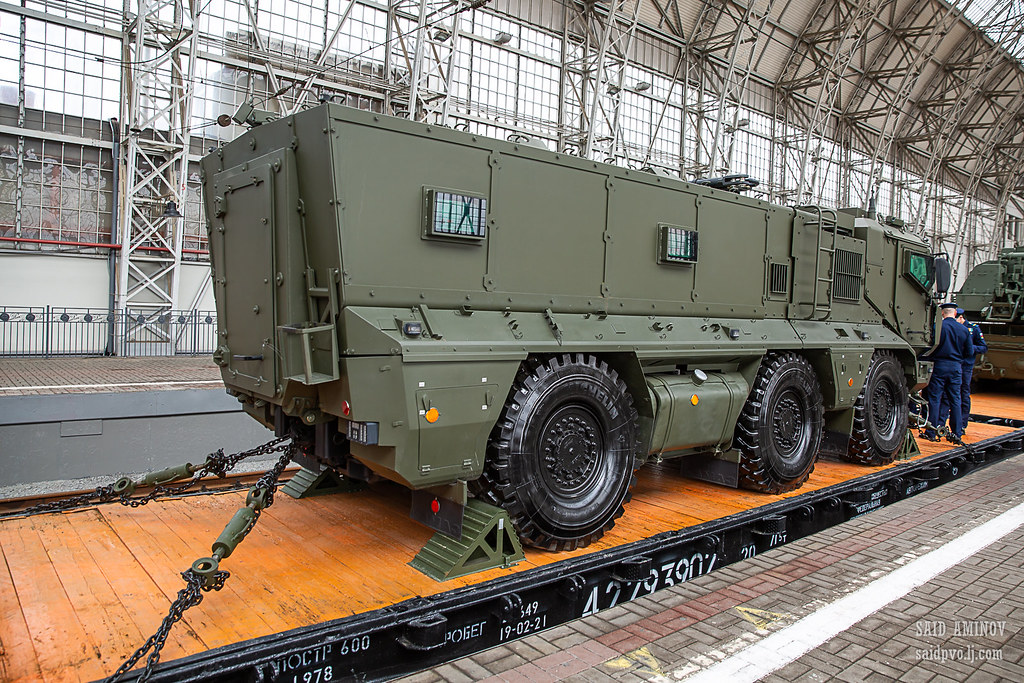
[472,354,640,551]
[734,353,824,494]
[844,351,909,466]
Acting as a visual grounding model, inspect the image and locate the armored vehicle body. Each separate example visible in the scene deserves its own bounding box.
[956,246,1024,381]
[202,103,943,550]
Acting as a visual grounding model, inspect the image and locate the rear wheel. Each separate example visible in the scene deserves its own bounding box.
[734,353,823,494]
[844,351,909,466]
[472,354,640,551]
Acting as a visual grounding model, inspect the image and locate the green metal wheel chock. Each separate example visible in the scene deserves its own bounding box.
[897,428,922,461]
[410,499,526,581]
[281,465,362,499]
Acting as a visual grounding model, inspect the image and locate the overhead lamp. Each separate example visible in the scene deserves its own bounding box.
[162,201,182,218]
[432,25,452,41]
[633,81,651,92]
[607,84,621,95]
[724,118,751,134]
[493,31,513,45]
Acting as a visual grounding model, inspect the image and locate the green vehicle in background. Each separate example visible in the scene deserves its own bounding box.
[956,246,1024,382]
[201,103,946,551]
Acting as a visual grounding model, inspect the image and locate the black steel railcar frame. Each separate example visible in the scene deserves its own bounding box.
[123,424,1024,683]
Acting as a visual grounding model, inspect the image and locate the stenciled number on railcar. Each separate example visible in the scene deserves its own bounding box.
[291,667,333,683]
[337,635,371,656]
[581,551,719,617]
[499,614,548,641]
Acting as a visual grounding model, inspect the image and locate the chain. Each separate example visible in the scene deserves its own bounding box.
[120,437,293,509]
[909,392,978,455]
[106,568,229,683]
[3,437,293,519]
[105,446,296,682]
[9,483,120,516]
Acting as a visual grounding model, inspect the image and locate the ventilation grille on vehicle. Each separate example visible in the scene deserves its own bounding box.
[769,262,789,296]
[834,249,863,302]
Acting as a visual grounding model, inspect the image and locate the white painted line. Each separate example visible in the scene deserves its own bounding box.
[672,499,1024,682]
[0,380,223,392]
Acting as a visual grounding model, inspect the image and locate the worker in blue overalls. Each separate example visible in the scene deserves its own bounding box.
[921,303,973,443]
[955,307,986,432]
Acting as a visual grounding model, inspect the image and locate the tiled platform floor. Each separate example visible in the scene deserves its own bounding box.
[0,356,223,395]
[404,454,1024,683]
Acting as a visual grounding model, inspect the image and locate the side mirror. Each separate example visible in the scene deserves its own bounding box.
[934,256,951,297]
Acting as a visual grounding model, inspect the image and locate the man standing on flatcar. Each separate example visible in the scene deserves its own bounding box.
[955,307,987,432]
[921,303,973,443]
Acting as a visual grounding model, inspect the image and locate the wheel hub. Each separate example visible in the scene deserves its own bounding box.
[872,381,897,433]
[543,413,600,490]
[772,394,804,454]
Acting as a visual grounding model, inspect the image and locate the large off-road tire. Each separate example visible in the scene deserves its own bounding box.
[734,352,824,494]
[472,354,641,551]
[844,351,909,466]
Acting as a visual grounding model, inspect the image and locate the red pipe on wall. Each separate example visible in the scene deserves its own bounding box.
[0,235,209,255]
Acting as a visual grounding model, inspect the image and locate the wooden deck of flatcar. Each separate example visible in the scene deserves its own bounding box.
[2,390,1024,682]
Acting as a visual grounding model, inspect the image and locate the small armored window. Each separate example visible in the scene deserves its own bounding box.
[423,188,487,242]
[657,224,698,265]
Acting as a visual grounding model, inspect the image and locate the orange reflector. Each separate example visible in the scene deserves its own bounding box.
[691,394,699,406]
[425,407,440,423]
[848,378,854,387]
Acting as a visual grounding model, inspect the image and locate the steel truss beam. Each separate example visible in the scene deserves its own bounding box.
[906,2,1024,246]
[846,0,961,210]
[943,84,1024,274]
[698,0,780,176]
[558,0,643,164]
[118,0,198,351]
[776,0,887,203]
[386,0,467,124]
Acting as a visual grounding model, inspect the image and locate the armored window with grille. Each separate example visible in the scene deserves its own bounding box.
[834,249,863,302]
[768,262,789,296]
[422,188,487,242]
[657,224,698,265]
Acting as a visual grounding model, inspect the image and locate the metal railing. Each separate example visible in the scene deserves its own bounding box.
[0,306,218,357]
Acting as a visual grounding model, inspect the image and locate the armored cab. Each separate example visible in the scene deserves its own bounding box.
[956,246,1024,381]
[201,103,943,551]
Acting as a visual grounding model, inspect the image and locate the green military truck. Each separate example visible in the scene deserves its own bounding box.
[956,246,1024,381]
[201,103,943,551]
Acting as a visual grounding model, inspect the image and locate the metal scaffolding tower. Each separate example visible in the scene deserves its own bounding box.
[117,0,198,350]
[387,0,466,123]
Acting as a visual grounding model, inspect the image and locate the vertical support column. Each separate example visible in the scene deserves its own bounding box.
[117,0,198,354]
[580,0,642,165]
[15,4,26,242]
[389,0,466,124]
[703,0,780,176]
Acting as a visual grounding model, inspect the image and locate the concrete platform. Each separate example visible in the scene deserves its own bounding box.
[405,453,1024,683]
[0,357,270,494]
